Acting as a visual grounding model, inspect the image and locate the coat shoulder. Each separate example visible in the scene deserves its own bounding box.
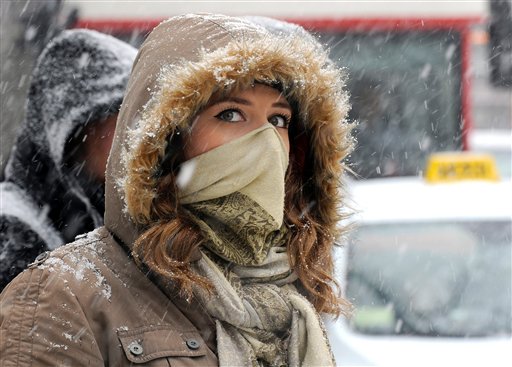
[0,227,218,366]
[0,231,106,365]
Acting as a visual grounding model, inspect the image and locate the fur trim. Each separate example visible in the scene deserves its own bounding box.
[121,18,352,239]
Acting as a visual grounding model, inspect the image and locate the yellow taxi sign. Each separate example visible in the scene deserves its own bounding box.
[425,152,500,183]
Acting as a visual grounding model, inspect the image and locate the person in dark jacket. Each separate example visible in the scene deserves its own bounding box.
[0,29,136,289]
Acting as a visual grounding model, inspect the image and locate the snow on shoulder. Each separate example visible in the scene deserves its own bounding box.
[34,228,113,301]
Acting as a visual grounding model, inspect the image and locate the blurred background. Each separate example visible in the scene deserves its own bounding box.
[1,1,511,365]
[1,0,510,179]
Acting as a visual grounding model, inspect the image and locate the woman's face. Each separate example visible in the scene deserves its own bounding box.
[183,84,292,160]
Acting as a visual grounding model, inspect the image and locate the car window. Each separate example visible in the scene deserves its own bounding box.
[346,220,511,337]
[319,31,463,178]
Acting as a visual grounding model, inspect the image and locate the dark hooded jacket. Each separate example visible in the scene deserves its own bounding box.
[0,14,352,366]
[0,29,136,289]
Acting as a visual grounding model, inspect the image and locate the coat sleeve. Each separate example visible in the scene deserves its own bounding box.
[0,263,105,366]
[0,215,50,290]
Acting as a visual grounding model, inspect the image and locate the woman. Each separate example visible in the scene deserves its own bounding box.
[1,14,352,366]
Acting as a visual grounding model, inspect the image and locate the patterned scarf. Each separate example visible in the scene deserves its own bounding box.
[192,250,335,367]
[179,125,335,366]
[180,125,288,265]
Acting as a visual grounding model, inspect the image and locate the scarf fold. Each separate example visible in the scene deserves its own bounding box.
[192,250,335,367]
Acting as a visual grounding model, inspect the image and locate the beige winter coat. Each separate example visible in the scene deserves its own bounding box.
[1,14,352,366]
[0,227,218,365]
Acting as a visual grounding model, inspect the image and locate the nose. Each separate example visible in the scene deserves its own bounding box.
[243,112,271,133]
[259,112,272,128]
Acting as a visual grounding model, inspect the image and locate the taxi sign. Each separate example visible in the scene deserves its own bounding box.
[425,152,500,183]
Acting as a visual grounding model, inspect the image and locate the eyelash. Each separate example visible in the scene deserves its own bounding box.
[214,106,244,122]
[272,114,292,128]
[214,106,291,128]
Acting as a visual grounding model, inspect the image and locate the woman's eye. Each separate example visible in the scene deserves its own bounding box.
[269,114,290,129]
[215,109,244,123]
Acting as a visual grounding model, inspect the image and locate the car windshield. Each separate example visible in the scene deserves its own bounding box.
[494,151,512,179]
[346,220,511,337]
[319,30,463,179]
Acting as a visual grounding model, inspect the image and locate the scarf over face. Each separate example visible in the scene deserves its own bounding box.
[104,13,353,367]
[179,125,289,265]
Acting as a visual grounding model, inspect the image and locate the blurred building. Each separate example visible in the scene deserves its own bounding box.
[1,0,510,178]
[0,0,75,179]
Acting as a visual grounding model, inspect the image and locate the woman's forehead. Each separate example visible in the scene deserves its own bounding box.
[206,82,290,107]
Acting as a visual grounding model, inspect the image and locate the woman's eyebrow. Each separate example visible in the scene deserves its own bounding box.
[218,97,251,106]
[272,101,291,110]
[210,96,291,110]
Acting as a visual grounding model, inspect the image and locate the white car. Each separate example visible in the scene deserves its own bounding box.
[327,169,512,366]
[468,129,511,179]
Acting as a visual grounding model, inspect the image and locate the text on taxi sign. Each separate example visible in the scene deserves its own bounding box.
[425,153,500,182]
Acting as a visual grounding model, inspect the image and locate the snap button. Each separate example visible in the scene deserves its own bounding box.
[186,339,200,350]
[29,251,50,268]
[128,341,144,356]
[35,251,49,262]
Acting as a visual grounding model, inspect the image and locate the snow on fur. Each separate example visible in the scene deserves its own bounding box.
[123,31,351,231]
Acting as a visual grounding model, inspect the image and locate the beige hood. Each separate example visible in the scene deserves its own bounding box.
[105,13,352,248]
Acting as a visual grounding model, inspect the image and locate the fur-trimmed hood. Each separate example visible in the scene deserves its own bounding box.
[105,14,352,248]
